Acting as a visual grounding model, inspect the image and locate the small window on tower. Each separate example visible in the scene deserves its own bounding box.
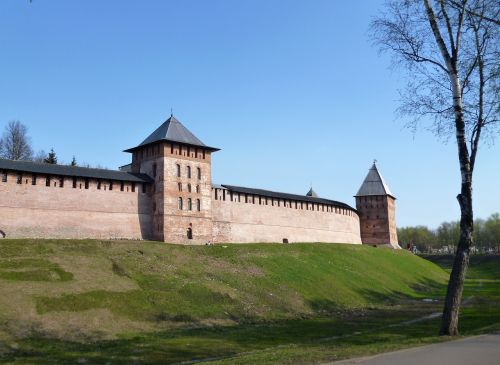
[1,171,7,182]
[196,199,201,211]
[32,174,37,185]
[178,197,183,210]
[197,167,201,180]
[196,185,200,193]
[72,177,77,188]
[186,166,191,179]
[176,164,181,177]
[188,183,192,193]
[46,176,51,187]
[178,182,182,192]
[153,163,157,178]
[187,198,192,211]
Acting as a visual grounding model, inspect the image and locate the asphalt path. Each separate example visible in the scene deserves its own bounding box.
[329,333,500,365]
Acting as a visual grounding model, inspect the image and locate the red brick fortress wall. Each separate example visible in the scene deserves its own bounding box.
[0,172,152,239]
[211,187,362,244]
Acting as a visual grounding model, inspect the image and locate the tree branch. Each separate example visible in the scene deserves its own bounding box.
[440,0,458,58]
[424,0,454,71]
[447,0,500,26]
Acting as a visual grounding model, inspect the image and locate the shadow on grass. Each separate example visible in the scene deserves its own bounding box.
[3,297,499,365]
[2,310,433,365]
[0,298,449,365]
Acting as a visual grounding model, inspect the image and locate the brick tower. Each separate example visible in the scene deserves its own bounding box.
[355,161,399,248]
[125,115,219,243]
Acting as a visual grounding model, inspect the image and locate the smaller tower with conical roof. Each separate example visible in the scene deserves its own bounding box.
[355,161,399,248]
[306,187,318,198]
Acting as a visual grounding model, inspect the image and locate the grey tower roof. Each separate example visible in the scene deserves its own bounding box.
[124,115,219,152]
[306,187,318,198]
[355,162,395,199]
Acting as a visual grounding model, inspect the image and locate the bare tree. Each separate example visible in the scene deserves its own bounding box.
[371,0,499,336]
[0,121,34,161]
[33,149,47,163]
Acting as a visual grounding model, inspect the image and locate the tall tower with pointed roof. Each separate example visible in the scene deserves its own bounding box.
[125,115,219,243]
[355,162,399,248]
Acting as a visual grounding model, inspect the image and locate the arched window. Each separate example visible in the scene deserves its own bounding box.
[196,199,201,211]
[187,198,192,211]
[178,197,183,210]
[176,164,181,177]
[187,183,192,193]
[197,167,201,180]
[196,185,200,193]
[186,166,191,179]
[178,182,182,192]
[187,227,193,240]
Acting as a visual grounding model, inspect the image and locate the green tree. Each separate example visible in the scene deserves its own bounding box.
[436,221,460,247]
[398,226,437,252]
[473,218,487,248]
[43,148,58,164]
[484,213,500,248]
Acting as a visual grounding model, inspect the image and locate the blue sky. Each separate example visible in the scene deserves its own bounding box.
[0,0,498,228]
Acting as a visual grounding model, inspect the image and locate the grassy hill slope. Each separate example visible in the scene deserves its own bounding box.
[0,240,460,364]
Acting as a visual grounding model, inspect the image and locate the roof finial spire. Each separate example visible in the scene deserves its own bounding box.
[170,108,173,118]
[373,158,378,165]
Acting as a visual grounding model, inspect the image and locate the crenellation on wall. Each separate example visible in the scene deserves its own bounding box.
[211,187,356,217]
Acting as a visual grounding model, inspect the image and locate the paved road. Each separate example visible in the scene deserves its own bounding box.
[330,333,500,365]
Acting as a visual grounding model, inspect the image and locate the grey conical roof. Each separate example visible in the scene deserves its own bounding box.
[355,162,395,198]
[125,115,219,152]
[306,187,318,198]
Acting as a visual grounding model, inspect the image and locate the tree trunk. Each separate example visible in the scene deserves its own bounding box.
[439,70,474,336]
[439,184,473,336]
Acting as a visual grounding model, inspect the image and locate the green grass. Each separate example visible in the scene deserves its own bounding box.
[0,258,73,282]
[0,240,498,364]
[423,254,500,336]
